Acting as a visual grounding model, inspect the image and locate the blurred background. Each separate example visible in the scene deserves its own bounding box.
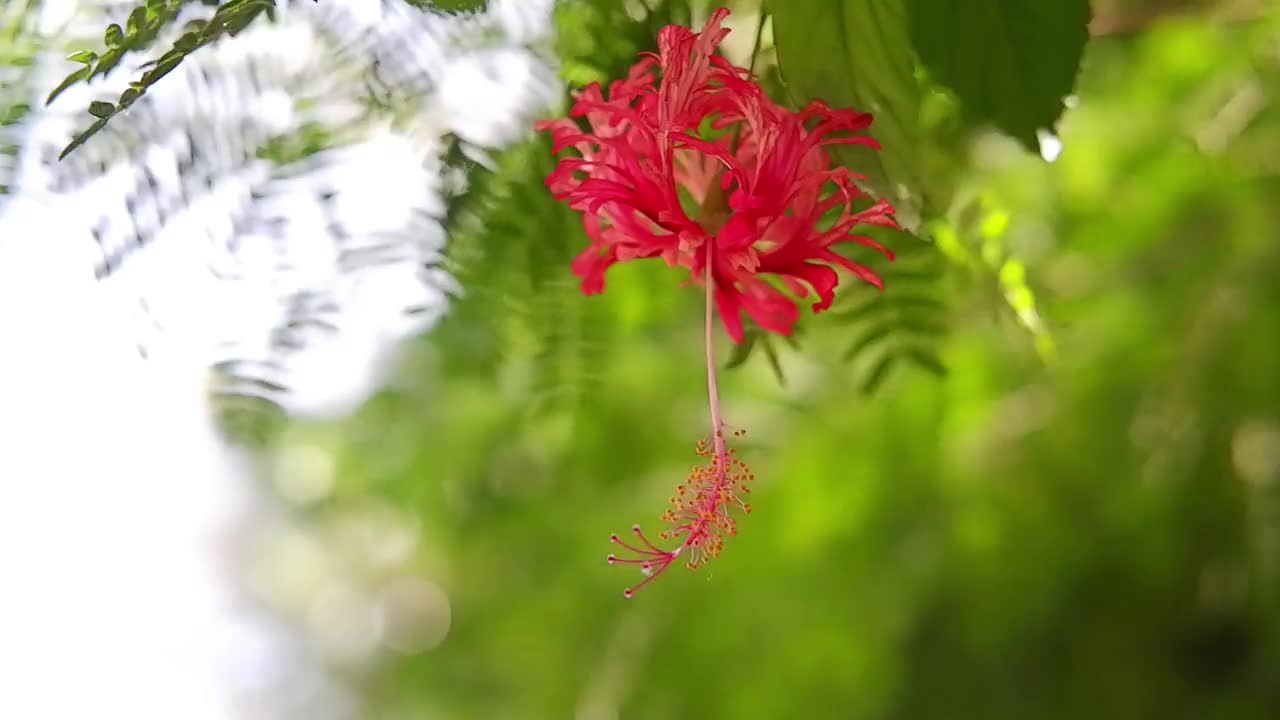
[2,0,1280,718]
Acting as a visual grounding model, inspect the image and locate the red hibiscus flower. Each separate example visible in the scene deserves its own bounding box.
[536,6,897,343]
[535,8,897,597]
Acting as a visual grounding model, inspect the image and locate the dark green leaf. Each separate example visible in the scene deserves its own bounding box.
[153,48,186,67]
[174,32,200,53]
[904,347,946,376]
[127,7,147,37]
[861,354,896,394]
[843,322,896,363]
[88,100,114,118]
[104,23,124,48]
[423,0,487,11]
[140,54,184,85]
[59,118,110,160]
[780,325,803,350]
[905,0,1091,150]
[91,48,124,80]
[723,330,759,370]
[897,313,947,337]
[761,338,787,386]
[774,0,930,229]
[218,3,270,36]
[119,87,142,107]
[46,66,92,105]
[831,293,945,325]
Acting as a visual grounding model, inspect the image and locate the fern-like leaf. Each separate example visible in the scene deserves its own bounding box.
[829,230,949,393]
[54,0,282,159]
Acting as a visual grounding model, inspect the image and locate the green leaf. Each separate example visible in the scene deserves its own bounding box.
[46,66,91,105]
[774,0,931,229]
[58,118,109,160]
[216,2,271,36]
[905,0,1091,150]
[421,0,487,11]
[761,338,787,386]
[842,322,896,363]
[141,54,184,85]
[830,293,945,325]
[66,50,98,64]
[723,329,759,370]
[904,347,946,376]
[861,355,896,394]
[91,48,124,80]
[127,7,147,38]
[88,100,114,118]
[154,47,187,67]
[104,23,124,48]
[119,87,142,107]
[779,322,804,350]
[174,32,200,53]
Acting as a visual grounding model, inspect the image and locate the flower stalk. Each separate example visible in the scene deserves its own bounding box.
[607,225,752,598]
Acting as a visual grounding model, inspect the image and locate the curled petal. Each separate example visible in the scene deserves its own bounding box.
[534,5,896,340]
[817,248,884,289]
[715,284,745,343]
[787,261,841,312]
[736,277,800,336]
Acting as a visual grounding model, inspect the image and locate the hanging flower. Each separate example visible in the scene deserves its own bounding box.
[536,7,896,597]
[607,430,754,597]
[536,6,897,343]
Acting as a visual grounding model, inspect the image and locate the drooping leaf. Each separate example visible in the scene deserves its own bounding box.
[104,23,125,48]
[723,329,759,370]
[861,354,896,394]
[760,337,786,386]
[46,66,92,105]
[58,118,109,160]
[825,227,950,394]
[173,32,201,53]
[126,7,147,38]
[417,0,487,10]
[904,346,946,376]
[842,321,897,363]
[773,0,932,230]
[119,87,142,108]
[90,48,125,80]
[905,0,1091,150]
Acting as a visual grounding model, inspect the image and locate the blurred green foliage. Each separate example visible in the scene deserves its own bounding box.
[0,0,38,194]
[293,1,1279,718]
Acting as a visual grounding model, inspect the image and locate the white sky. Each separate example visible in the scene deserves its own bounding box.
[0,1,555,717]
